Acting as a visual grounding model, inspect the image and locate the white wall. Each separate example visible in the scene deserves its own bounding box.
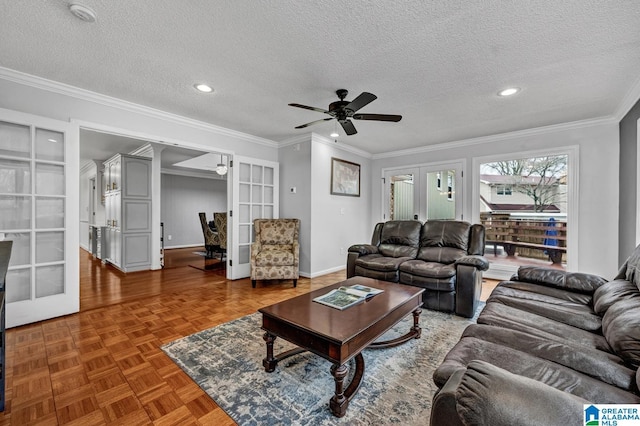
[371,120,621,278]
[161,173,227,248]
[278,138,312,275]
[310,135,373,276]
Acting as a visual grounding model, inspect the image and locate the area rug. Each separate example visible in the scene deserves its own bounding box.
[162,306,481,425]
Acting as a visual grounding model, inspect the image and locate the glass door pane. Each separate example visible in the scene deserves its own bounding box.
[425,169,456,220]
[231,155,279,279]
[384,168,419,221]
[0,112,76,328]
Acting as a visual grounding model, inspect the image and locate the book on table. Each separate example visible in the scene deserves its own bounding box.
[313,284,384,310]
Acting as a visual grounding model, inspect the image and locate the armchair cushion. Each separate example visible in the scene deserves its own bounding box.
[254,245,295,267]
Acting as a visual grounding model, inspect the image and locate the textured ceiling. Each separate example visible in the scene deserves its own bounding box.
[1,1,640,154]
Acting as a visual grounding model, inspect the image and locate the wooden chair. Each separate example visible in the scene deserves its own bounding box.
[198,212,218,258]
[250,219,299,288]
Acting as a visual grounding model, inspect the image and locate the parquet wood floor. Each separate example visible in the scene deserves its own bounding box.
[1,248,498,425]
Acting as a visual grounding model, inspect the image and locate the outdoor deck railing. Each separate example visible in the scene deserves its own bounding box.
[480,214,567,264]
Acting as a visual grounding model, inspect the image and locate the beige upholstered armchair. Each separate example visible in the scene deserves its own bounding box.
[251,219,300,288]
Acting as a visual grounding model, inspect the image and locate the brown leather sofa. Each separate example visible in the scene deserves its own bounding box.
[430,245,640,425]
[347,220,489,318]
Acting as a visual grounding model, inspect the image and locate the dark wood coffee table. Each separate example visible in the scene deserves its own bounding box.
[258,276,424,417]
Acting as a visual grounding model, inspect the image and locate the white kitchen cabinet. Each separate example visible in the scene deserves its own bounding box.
[103,154,151,272]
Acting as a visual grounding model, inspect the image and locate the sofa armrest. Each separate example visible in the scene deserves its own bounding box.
[455,255,489,271]
[431,360,589,426]
[455,264,483,318]
[346,252,359,278]
[514,266,608,294]
[348,244,379,255]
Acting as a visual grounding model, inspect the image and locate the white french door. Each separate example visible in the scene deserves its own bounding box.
[229,155,279,279]
[384,161,463,222]
[0,108,79,328]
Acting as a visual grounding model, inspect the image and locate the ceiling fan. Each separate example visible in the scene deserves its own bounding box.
[289,89,402,136]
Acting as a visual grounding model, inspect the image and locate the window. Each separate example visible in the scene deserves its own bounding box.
[497,185,512,195]
[436,172,442,190]
[447,172,453,200]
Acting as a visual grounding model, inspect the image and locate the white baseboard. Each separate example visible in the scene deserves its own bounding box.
[165,244,203,250]
[307,265,346,279]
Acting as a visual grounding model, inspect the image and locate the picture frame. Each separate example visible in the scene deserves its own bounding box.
[331,157,360,197]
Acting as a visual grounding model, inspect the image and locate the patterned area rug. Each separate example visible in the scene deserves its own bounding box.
[162,306,481,425]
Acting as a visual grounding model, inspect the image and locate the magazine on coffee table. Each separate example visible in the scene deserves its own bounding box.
[313,284,384,310]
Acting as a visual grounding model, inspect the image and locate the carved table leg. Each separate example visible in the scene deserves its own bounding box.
[411,308,422,339]
[262,332,277,372]
[330,363,349,417]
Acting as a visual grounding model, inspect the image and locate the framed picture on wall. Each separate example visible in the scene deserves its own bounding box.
[331,157,360,197]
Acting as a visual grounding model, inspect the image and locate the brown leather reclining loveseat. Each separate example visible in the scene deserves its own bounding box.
[346,220,489,318]
[430,245,640,425]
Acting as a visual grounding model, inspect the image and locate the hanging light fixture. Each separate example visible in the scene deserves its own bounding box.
[215,154,228,176]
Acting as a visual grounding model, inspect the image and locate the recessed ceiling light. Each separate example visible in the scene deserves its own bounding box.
[194,84,213,93]
[47,138,58,143]
[498,87,520,97]
[69,3,97,23]
[330,131,339,138]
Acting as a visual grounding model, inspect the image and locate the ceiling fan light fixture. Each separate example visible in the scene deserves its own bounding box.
[69,3,97,22]
[498,87,520,97]
[194,83,213,93]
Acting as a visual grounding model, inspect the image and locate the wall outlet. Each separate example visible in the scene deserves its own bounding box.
[167,235,172,241]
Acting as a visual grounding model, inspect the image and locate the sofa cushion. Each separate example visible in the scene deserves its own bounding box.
[433,336,640,403]
[495,281,593,306]
[456,361,590,426]
[399,260,456,279]
[377,220,421,258]
[418,221,470,263]
[602,298,640,368]
[478,302,611,352]
[593,279,640,315]
[462,324,635,390]
[354,254,413,272]
[487,288,601,331]
[623,245,640,288]
[515,266,608,294]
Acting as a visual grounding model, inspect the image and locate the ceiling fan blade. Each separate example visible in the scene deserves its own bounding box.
[339,119,357,135]
[288,103,330,114]
[295,117,333,129]
[353,113,402,122]
[345,92,377,113]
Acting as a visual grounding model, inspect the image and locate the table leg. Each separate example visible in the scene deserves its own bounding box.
[330,363,349,417]
[262,332,277,372]
[411,308,422,339]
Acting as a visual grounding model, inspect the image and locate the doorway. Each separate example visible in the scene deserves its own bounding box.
[383,161,464,222]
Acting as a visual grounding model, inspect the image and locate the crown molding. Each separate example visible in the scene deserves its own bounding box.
[372,116,617,160]
[0,66,278,148]
[278,133,311,148]
[614,74,640,120]
[161,167,226,180]
[311,133,373,159]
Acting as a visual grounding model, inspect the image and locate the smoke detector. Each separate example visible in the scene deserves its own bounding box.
[69,3,97,23]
